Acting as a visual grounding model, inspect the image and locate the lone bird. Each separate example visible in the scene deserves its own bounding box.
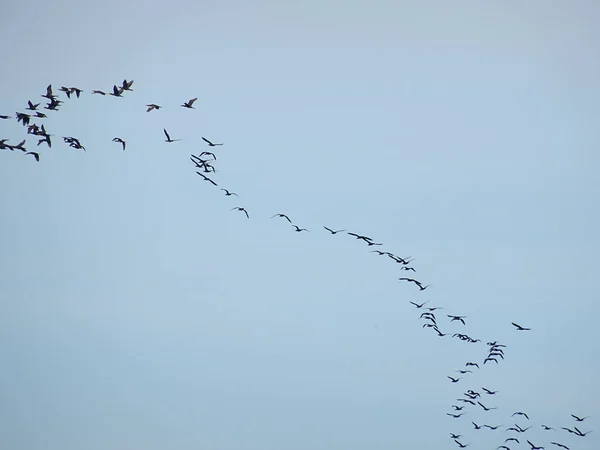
[202,137,223,147]
[571,414,589,422]
[447,376,461,383]
[512,322,530,331]
[231,207,249,218]
[527,440,545,450]
[146,104,161,112]
[164,129,181,143]
[323,226,345,234]
[271,213,292,223]
[221,189,238,197]
[112,137,126,150]
[182,97,197,108]
[25,151,40,161]
[293,225,309,232]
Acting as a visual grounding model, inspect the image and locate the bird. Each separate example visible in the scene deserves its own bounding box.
[231,207,249,218]
[398,277,422,287]
[447,376,461,383]
[478,401,498,411]
[485,425,503,430]
[323,226,345,234]
[164,129,181,143]
[512,412,530,420]
[512,322,530,331]
[472,422,482,430]
[196,172,217,186]
[447,413,465,418]
[409,301,429,308]
[506,438,520,443]
[454,440,469,448]
[112,137,126,150]
[221,189,238,197]
[449,434,462,439]
[541,425,554,430]
[550,443,569,450]
[448,315,467,325]
[571,414,589,422]
[271,213,292,223]
[527,440,545,450]
[293,225,309,232]
[465,362,479,368]
[182,97,197,108]
[91,90,106,95]
[482,387,498,395]
[573,426,591,436]
[109,85,124,97]
[202,137,223,147]
[121,79,134,91]
[497,447,510,450]
[25,152,39,161]
[26,100,40,111]
[41,84,55,100]
[456,370,472,374]
[146,104,161,112]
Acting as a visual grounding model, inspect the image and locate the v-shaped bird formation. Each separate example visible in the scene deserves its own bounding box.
[1,78,593,450]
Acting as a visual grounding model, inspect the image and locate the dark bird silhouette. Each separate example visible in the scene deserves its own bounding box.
[0,115,11,119]
[221,189,238,197]
[42,84,55,100]
[573,426,591,437]
[512,322,530,331]
[409,301,428,308]
[571,414,589,422]
[550,443,569,450]
[482,387,499,395]
[347,232,373,242]
[231,207,249,218]
[450,434,462,439]
[122,79,134,91]
[484,357,499,364]
[26,101,40,111]
[541,425,554,431]
[202,137,223,146]
[365,240,383,246]
[324,226,345,234]
[512,412,530,420]
[452,405,464,411]
[182,97,197,108]
[198,151,216,160]
[25,152,39,161]
[110,85,124,97]
[146,104,161,112]
[398,277,422,287]
[293,225,309,232]
[271,213,292,223]
[448,315,467,325]
[456,370,472,374]
[527,440,545,450]
[506,438,520,443]
[465,362,479,368]
[478,401,498,411]
[34,111,47,118]
[196,172,217,186]
[91,90,106,95]
[69,87,83,98]
[454,440,469,448]
[164,129,181,143]
[472,422,482,430]
[12,140,26,151]
[497,446,510,450]
[448,376,461,383]
[112,137,126,150]
[447,413,465,418]
[562,427,576,434]
[485,425,503,430]
[59,86,72,98]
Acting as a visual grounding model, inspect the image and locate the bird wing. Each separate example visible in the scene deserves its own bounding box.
[189,97,197,105]
[202,137,212,145]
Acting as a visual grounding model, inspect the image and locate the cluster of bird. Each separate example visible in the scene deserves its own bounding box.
[1,79,593,449]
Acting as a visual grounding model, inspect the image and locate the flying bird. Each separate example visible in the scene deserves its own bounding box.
[91,90,106,95]
[454,440,469,448]
[478,401,498,411]
[202,137,223,147]
[512,322,530,331]
[323,226,345,234]
[448,315,467,325]
[146,104,161,112]
[550,443,569,450]
[112,137,126,150]
[221,189,238,197]
[541,425,554,431]
[447,376,461,383]
[485,425,503,430]
[196,172,217,186]
[109,85,124,97]
[25,151,39,161]
[447,413,465,419]
[527,440,545,450]
[164,129,181,143]
[571,414,589,422]
[271,213,292,223]
[26,100,40,110]
[231,207,249,218]
[293,225,309,232]
[182,97,197,108]
[409,301,428,308]
[512,412,529,420]
[482,387,499,395]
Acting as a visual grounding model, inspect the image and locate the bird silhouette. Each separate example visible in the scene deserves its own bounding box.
[146,104,161,112]
[164,129,181,143]
[231,207,249,218]
[196,172,217,186]
[512,322,530,331]
[182,97,197,108]
[271,213,292,223]
[323,226,345,234]
[221,189,238,197]
[202,137,223,146]
[112,137,126,150]
[25,151,39,161]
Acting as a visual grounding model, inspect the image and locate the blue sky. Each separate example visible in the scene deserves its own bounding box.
[1,1,598,449]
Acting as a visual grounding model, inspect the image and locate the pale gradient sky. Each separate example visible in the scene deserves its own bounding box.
[0,1,598,449]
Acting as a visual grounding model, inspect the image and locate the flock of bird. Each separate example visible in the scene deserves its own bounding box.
[1,79,593,449]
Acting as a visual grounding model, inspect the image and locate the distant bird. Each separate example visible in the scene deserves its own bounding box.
[571,414,589,422]
[146,104,161,112]
[12,140,26,151]
[448,315,467,325]
[456,370,472,374]
[347,232,373,242]
[454,440,469,448]
[59,86,72,98]
[69,87,83,98]
[573,426,591,437]
[198,151,217,160]
[91,90,106,95]
[202,137,223,147]
[506,438,520,443]
[34,111,47,118]
[0,114,11,119]
[478,401,498,411]
[512,412,530,420]
[121,79,134,91]
[485,425,503,430]
[409,301,428,308]
[512,322,530,331]
[450,434,463,439]
[293,225,309,232]
[324,226,345,234]
[527,440,545,450]
[271,213,292,223]
[182,97,197,108]
[447,413,465,418]
[465,362,479,368]
[109,85,124,97]
[541,425,554,430]
[196,172,217,186]
[25,152,39,161]
[550,443,569,450]
[26,100,40,111]
[497,446,510,450]
[112,137,126,150]
[448,376,461,383]
[452,405,464,411]
[482,387,499,395]
[231,207,249,218]
[399,277,422,287]
[472,422,482,430]
[164,129,181,143]
[221,189,238,197]
[41,84,55,100]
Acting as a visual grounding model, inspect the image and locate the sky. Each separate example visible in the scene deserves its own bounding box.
[0,0,598,449]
